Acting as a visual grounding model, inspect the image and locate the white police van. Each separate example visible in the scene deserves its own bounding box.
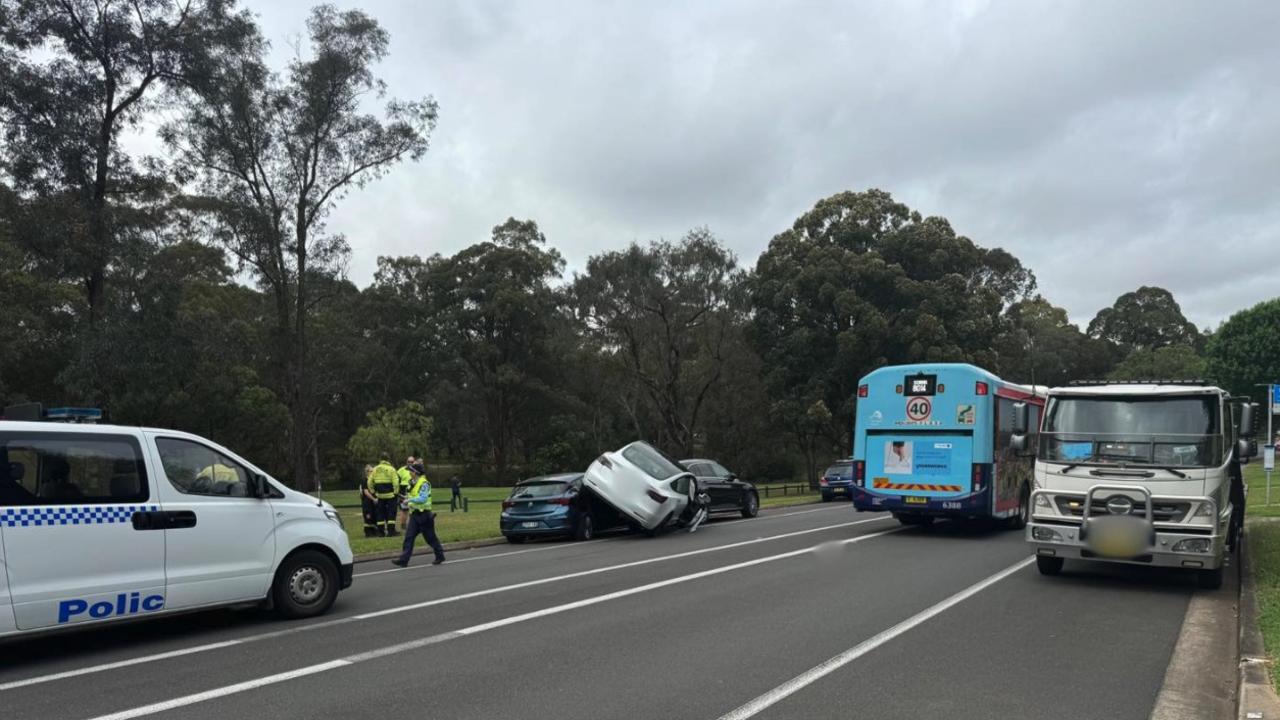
[0,417,354,637]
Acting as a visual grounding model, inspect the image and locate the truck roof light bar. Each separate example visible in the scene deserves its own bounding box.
[1066,378,1216,387]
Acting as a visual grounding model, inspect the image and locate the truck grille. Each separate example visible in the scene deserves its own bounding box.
[1053,495,1191,523]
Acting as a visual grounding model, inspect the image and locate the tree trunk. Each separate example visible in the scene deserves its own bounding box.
[289,209,314,490]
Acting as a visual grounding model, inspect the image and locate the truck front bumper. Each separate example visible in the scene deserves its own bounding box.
[1026,485,1225,570]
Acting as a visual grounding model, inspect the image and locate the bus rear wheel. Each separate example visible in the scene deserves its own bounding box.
[1003,484,1030,530]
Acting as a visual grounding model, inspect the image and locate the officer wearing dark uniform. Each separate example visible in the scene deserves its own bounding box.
[392,463,445,567]
[368,455,400,537]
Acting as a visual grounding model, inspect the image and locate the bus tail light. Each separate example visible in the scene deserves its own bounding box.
[854,461,865,487]
[975,381,989,396]
[971,463,987,493]
[858,384,868,398]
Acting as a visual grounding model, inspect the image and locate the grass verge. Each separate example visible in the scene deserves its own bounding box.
[1248,521,1280,690]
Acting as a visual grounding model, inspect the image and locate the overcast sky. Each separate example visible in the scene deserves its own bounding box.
[238,0,1279,329]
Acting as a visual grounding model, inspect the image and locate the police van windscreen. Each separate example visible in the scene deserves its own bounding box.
[1040,395,1220,467]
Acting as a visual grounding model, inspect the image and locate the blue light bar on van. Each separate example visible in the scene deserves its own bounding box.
[44,407,103,422]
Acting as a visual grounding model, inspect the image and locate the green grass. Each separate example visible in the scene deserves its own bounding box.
[1247,521,1280,689]
[314,482,822,555]
[1245,462,1280,517]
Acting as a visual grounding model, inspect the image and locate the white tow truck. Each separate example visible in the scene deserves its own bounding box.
[1014,380,1258,589]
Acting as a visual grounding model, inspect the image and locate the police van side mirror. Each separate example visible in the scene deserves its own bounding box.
[1240,403,1258,439]
[248,473,271,498]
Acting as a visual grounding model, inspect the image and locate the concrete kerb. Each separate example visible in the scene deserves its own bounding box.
[1150,538,1240,719]
[1239,523,1280,720]
[353,536,508,564]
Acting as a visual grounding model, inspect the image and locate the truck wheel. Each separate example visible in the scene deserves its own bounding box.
[741,492,760,518]
[273,550,339,619]
[574,513,595,541]
[506,534,526,544]
[1197,566,1224,590]
[1036,556,1064,576]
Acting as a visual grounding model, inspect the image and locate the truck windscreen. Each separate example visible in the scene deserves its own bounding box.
[1040,395,1220,467]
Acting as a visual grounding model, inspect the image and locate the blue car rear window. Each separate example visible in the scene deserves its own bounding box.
[511,482,568,498]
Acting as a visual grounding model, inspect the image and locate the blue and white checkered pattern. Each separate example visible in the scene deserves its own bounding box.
[0,505,159,528]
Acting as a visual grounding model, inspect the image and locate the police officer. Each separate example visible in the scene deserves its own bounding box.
[368,454,400,537]
[397,455,416,531]
[391,463,445,567]
[359,464,377,538]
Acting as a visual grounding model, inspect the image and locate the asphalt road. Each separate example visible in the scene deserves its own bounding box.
[0,503,1206,720]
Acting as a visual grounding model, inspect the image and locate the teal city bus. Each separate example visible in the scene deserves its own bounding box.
[851,363,1047,527]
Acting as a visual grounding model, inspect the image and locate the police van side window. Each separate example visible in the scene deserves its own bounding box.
[155,438,250,498]
[0,433,149,506]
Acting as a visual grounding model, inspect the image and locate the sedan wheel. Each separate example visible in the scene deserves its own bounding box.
[741,492,759,519]
[574,513,595,541]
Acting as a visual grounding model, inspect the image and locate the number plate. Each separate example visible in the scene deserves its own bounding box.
[1087,517,1146,558]
[521,521,539,528]
[903,496,928,504]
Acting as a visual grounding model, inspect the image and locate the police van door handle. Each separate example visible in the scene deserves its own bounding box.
[130,510,197,530]
[163,510,198,529]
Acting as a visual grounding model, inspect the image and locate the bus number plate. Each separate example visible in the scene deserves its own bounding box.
[904,496,928,504]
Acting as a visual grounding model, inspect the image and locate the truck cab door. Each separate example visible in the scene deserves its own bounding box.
[147,434,277,609]
[0,430,166,631]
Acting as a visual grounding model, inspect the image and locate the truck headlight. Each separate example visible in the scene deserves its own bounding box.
[324,509,344,528]
[1034,494,1052,509]
[1032,527,1061,541]
[1194,502,1213,517]
[1172,538,1211,553]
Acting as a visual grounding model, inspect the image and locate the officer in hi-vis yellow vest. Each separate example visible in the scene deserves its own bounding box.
[367,455,400,537]
[391,463,445,567]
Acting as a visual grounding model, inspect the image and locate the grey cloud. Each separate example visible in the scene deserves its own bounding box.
[231,0,1280,327]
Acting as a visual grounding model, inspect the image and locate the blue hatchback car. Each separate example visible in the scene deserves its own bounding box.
[820,459,854,502]
[499,473,623,543]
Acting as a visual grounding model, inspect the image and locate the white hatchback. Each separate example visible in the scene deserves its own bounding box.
[583,441,707,534]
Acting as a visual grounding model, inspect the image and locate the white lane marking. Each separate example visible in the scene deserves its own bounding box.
[715,556,1037,720]
[87,660,352,720]
[1,514,890,692]
[84,527,903,720]
[352,516,890,619]
[353,503,847,578]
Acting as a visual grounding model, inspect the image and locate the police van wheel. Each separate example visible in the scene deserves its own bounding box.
[273,550,339,619]
[1036,556,1064,576]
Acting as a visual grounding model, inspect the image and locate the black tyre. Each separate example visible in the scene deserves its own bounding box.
[272,550,339,619]
[1036,555,1064,576]
[1197,565,1224,590]
[506,534,526,544]
[1004,484,1030,530]
[741,492,760,519]
[574,513,595,541]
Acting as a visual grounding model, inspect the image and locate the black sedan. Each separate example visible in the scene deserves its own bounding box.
[679,459,759,518]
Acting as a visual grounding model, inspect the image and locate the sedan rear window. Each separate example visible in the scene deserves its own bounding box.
[622,443,683,480]
[824,462,852,476]
[510,482,568,498]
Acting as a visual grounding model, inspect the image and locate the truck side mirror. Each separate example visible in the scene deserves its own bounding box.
[1238,439,1253,465]
[1240,403,1258,439]
[1011,435,1028,452]
[1012,402,1030,435]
